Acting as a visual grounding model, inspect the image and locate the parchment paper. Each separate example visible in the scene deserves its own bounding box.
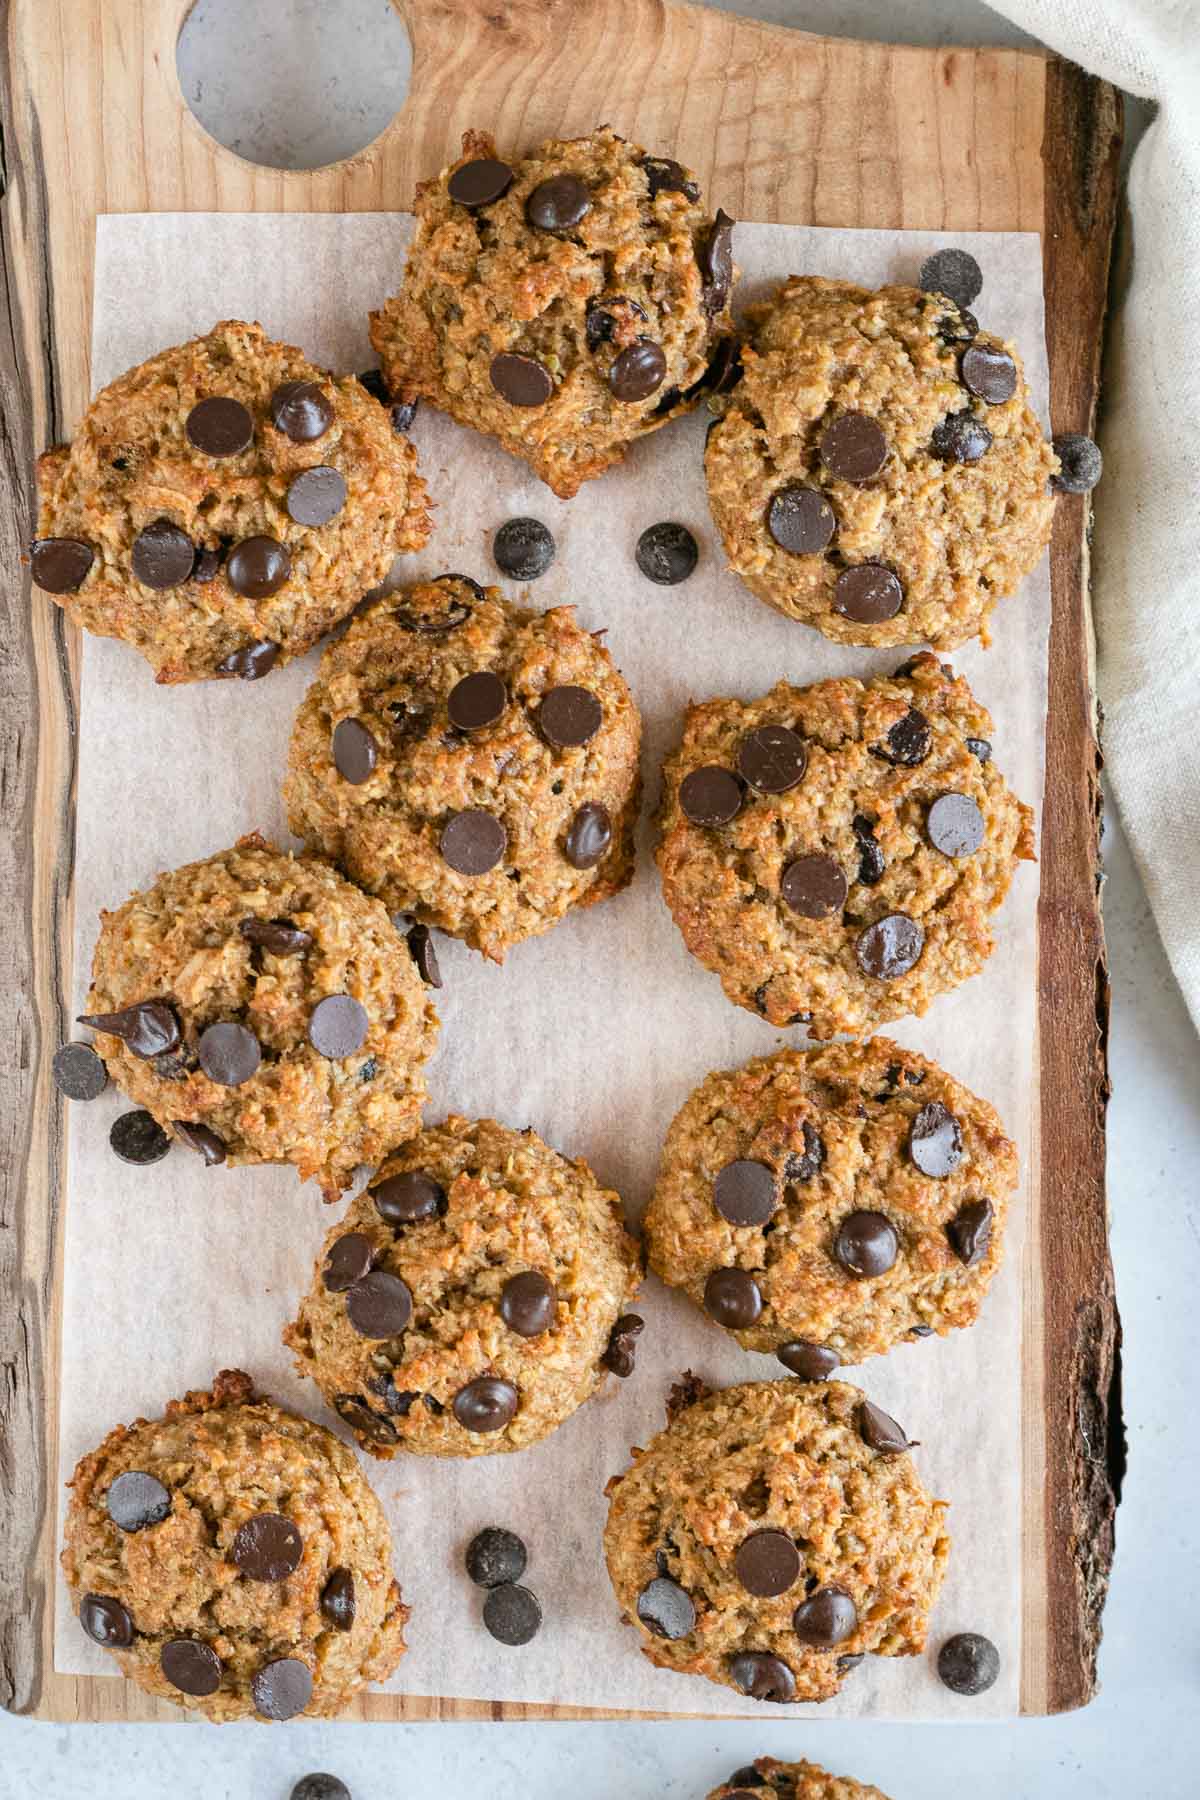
[54,213,1049,1719]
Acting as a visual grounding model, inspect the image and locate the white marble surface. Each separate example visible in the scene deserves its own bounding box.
[5,0,1196,1794]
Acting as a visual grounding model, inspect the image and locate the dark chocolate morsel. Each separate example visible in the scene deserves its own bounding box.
[781,854,848,919]
[937,1631,1001,1695]
[31,536,94,593]
[908,1100,964,1177]
[609,340,667,402]
[490,352,554,407]
[448,157,514,208]
[728,1652,796,1703]
[231,1511,304,1582]
[493,517,556,580]
[172,1120,227,1166]
[216,639,279,680]
[80,1592,134,1649]
[947,1198,994,1266]
[270,380,333,442]
[833,1209,899,1278]
[131,519,194,589]
[525,173,591,231]
[636,1576,696,1640]
[226,535,291,598]
[792,1585,857,1647]
[777,1340,840,1380]
[703,1266,763,1328]
[453,1376,519,1433]
[320,1566,356,1631]
[372,1169,446,1224]
[635,521,698,584]
[767,484,835,555]
[308,994,369,1059]
[186,397,254,457]
[858,1399,916,1455]
[919,248,983,310]
[161,1638,222,1697]
[52,1041,108,1101]
[106,1470,171,1532]
[109,1109,172,1165]
[713,1159,777,1227]
[1050,433,1102,495]
[465,1526,527,1589]
[482,1582,543,1646]
[251,1656,313,1721]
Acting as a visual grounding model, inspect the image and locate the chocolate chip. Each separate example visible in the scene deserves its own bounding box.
[778,1341,840,1379]
[446,670,506,734]
[931,411,992,463]
[31,536,93,593]
[52,1041,107,1101]
[131,519,194,589]
[172,1120,227,1165]
[490,352,554,407]
[679,765,742,827]
[728,1652,795,1702]
[601,1312,644,1377]
[726,1774,766,1792]
[332,717,378,785]
[526,172,591,231]
[334,1394,399,1445]
[735,1530,801,1598]
[448,157,514,207]
[838,1652,865,1673]
[855,913,924,980]
[610,340,667,402]
[287,465,347,527]
[910,1324,935,1338]
[564,802,612,869]
[323,1232,375,1292]
[785,1123,825,1185]
[1051,433,1102,494]
[390,398,418,433]
[252,1657,312,1720]
[909,1100,964,1177]
[858,1400,915,1454]
[110,1109,171,1165]
[961,344,1017,405]
[919,248,983,310]
[440,809,507,875]
[270,381,333,442]
[695,334,743,397]
[937,1631,1000,1695]
[736,725,806,795]
[834,1210,898,1278]
[107,1470,171,1532]
[793,1585,857,1647]
[320,1567,356,1632]
[372,1169,446,1224]
[216,639,279,680]
[291,1777,351,1800]
[703,1267,763,1328]
[642,156,700,201]
[820,413,888,483]
[500,1270,557,1336]
[308,994,369,1059]
[585,295,647,351]
[78,1000,180,1058]
[699,209,734,313]
[80,1592,133,1649]
[938,308,979,344]
[453,1376,519,1433]
[493,517,556,580]
[713,1159,777,1227]
[231,1512,304,1581]
[635,521,698,584]
[781,854,847,919]
[483,1582,543,1645]
[197,1021,260,1087]
[834,563,903,623]
[239,916,313,955]
[228,534,292,599]
[407,922,442,987]
[346,1269,413,1337]
[636,1576,695,1639]
[966,736,992,762]
[927,792,985,858]
[466,1526,527,1588]
[766,484,836,556]
[534,687,602,754]
[852,814,886,885]
[947,1199,994,1266]
[877,708,931,767]
[394,594,473,634]
[186,397,253,456]
[161,1638,222,1697]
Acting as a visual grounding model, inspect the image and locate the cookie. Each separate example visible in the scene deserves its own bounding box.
[61,1369,407,1722]
[369,128,736,497]
[33,320,430,682]
[80,833,437,1198]
[645,1039,1016,1363]
[709,1757,891,1800]
[704,276,1057,649]
[603,1378,949,1704]
[284,574,642,962]
[284,1115,643,1457]
[656,654,1034,1036]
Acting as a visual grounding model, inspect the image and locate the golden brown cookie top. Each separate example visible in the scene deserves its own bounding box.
[708,1756,892,1800]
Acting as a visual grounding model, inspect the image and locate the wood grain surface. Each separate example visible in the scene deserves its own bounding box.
[0,0,1120,1721]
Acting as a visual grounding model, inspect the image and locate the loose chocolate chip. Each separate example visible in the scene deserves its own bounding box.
[855,913,924,980]
[526,172,591,231]
[323,1232,375,1292]
[834,563,903,623]
[373,1169,446,1224]
[966,736,992,762]
[909,1100,964,1178]
[226,535,291,599]
[440,809,507,875]
[793,1585,857,1647]
[852,814,886,886]
[679,765,742,827]
[334,1394,399,1445]
[564,802,612,869]
[926,792,985,858]
[781,854,848,919]
[713,1159,777,1227]
[320,1567,357,1632]
[407,922,442,988]
[79,1000,181,1058]
[252,1656,313,1721]
[500,1270,557,1336]
[1051,433,1102,494]
[637,1576,696,1639]
[483,1582,543,1645]
[700,209,735,313]
[453,1376,519,1434]
[635,521,698,584]
[961,344,1017,405]
[448,670,507,732]
[834,1210,899,1278]
[728,1652,796,1703]
[703,1267,763,1328]
[239,916,314,955]
[390,398,418,433]
[197,1020,261,1088]
[448,156,514,208]
[493,517,556,580]
[291,1777,351,1800]
[919,247,983,310]
[540,684,603,748]
[308,994,369,1059]
[31,536,93,593]
[80,1592,133,1649]
[52,1041,107,1101]
[231,1511,304,1582]
[110,1109,171,1165]
[161,1638,222,1697]
[216,639,280,680]
[172,1120,227,1166]
[735,1530,801,1598]
[642,155,700,201]
[820,413,888,483]
[778,1340,840,1380]
[186,396,253,457]
[737,725,806,794]
[270,380,333,442]
[858,1399,915,1455]
[346,1269,413,1338]
[490,352,554,407]
[931,411,992,463]
[878,708,932,766]
[947,1198,994,1266]
[466,1526,527,1588]
[766,484,836,556]
[131,519,194,589]
[937,1631,1000,1695]
[107,1470,171,1532]
[610,340,667,402]
[332,717,378,784]
[601,1312,644,1377]
[287,465,347,527]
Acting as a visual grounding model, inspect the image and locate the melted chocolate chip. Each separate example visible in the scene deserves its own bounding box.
[767,484,836,555]
[961,344,1017,405]
[197,1020,260,1087]
[926,792,985,858]
[320,1566,356,1631]
[699,209,734,313]
[226,535,291,598]
[322,1232,375,1292]
[440,810,507,875]
[778,1340,840,1380]
[853,814,886,885]
[540,684,603,747]
[735,1530,801,1598]
[251,1657,312,1721]
[407,922,442,987]
[820,413,888,483]
[908,1100,964,1177]
[270,381,333,442]
[834,563,904,623]
[216,639,279,680]
[728,1652,796,1703]
[947,1198,994,1266]
[345,1270,413,1338]
[679,765,742,827]
[609,340,667,402]
[636,1576,695,1639]
[858,1399,915,1454]
[171,1120,227,1166]
[931,411,992,463]
[332,717,378,784]
[106,1470,171,1532]
[877,708,931,766]
[308,994,369,1059]
[703,1266,763,1328]
[448,670,507,732]
[287,465,347,527]
[601,1312,644,1377]
[855,913,924,980]
[642,156,700,201]
[161,1638,222,1697]
[565,803,612,869]
[239,917,313,955]
[737,725,806,794]
[334,1394,399,1445]
[80,1592,134,1648]
[131,519,194,589]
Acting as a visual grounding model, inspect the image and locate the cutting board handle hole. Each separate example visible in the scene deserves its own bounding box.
[177,0,412,171]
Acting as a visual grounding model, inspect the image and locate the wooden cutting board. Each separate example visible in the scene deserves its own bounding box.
[0,0,1121,1722]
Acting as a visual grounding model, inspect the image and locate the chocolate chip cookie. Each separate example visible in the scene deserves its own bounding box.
[284,575,642,961]
[369,128,736,497]
[284,1115,642,1457]
[709,1757,891,1800]
[704,275,1056,649]
[603,1377,949,1704]
[645,1039,1016,1363]
[33,320,430,682]
[80,833,438,1198]
[656,654,1034,1036]
[61,1369,408,1721]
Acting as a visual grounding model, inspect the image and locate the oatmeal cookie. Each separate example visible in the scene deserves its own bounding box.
[284,574,642,962]
[33,320,430,682]
[369,128,736,497]
[656,654,1034,1036]
[603,1378,949,1704]
[284,1115,642,1458]
[61,1369,407,1722]
[80,833,438,1198]
[645,1039,1016,1363]
[709,1757,891,1800]
[704,275,1057,649]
